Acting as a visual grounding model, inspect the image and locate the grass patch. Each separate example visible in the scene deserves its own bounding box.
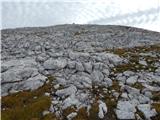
[74,107,88,120]
[151,103,160,120]
[89,102,99,120]
[131,82,144,90]
[1,75,57,120]
[152,92,160,102]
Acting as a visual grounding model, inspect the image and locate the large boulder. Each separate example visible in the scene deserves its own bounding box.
[116,101,136,119]
[1,58,47,96]
[137,104,157,119]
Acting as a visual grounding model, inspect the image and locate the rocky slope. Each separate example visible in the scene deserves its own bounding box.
[1,25,160,120]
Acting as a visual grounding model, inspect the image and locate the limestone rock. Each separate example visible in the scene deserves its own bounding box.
[137,104,157,119]
[116,101,136,119]
[98,100,107,119]
[126,75,138,85]
[55,85,77,97]
[67,112,77,120]
[43,58,67,70]
[91,70,104,82]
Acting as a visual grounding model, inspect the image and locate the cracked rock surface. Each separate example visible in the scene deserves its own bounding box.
[1,25,160,119]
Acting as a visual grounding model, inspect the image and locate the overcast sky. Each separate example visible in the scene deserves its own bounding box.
[1,0,160,31]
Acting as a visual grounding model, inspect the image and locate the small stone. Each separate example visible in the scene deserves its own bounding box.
[98,100,107,119]
[54,84,60,89]
[126,75,138,85]
[55,85,77,97]
[139,60,147,66]
[42,110,50,116]
[123,71,135,77]
[67,112,77,120]
[104,77,112,87]
[121,92,128,99]
[44,92,50,96]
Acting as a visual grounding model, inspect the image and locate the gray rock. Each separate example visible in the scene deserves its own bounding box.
[121,92,128,99]
[138,95,151,104]
[123,71,135,77]
[142,83,160,92]
[116,74,126,83]
[139,60,147,66]
[126,75,138,85]
[62,94,80,109]
[102,69,110,76]
[68,61,76,69]
[55,85,77,97]
[116,101,136,119]
[104,78,112,87]
[1,58,46,96]
[76,62,84,72]
[91,70,104,82]
[93,62,103,71]
[43,58,67,70]
[67,112,77,120]
[137,104,157,119]
[98,100,107,119]
[116,110,135,120]
[144,91,152,98]
[83,62,92,73]
[123,85,140,95]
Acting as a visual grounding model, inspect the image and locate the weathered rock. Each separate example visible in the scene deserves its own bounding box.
[67,112,77,120]
[98,100,107,119]
[76,61,84,72]
[142,83,160,92]
[137,104,157,119]
[1,58,46,96]
[104,78,112,87]
[116,110,135,120]
[123,71,135,77]
[83,62,92,73]
[67,61,76,69]
[116,101,136,119]
[123,85,140,95]
[55,85,77,97]
[43,58,67,70]
[139,60,147,66]
[102,69,110,76]
[91,70,104,82]
[62,94,80,109]
[126,75,138,85]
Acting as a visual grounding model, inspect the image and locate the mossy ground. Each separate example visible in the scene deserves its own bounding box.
[1,76,57,120]
[108,44,160,73]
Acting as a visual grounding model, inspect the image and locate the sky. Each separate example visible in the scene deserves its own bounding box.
[1,0,160,32]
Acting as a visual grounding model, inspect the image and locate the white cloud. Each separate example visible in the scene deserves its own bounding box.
[1,0,160,31]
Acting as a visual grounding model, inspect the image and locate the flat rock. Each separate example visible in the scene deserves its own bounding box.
[126,75,138,85]
[91,70,104,82]
[116,101,136,119]
[137,104,157,119]
[43,58,67,70]
[55,85,77,97]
